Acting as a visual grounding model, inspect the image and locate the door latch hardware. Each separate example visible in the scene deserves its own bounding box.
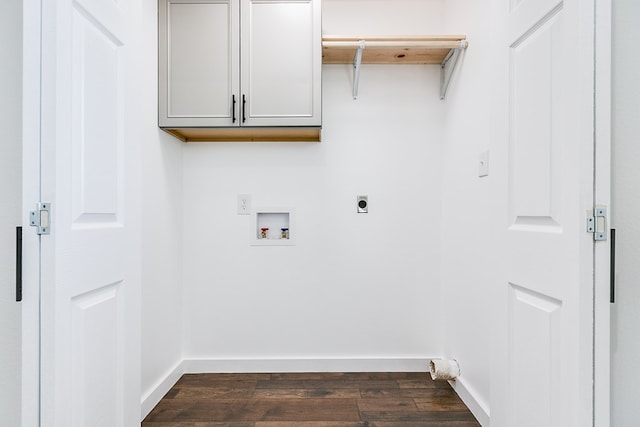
[16,226,22,302]
[587,207,607,241]
[30,202,51,235]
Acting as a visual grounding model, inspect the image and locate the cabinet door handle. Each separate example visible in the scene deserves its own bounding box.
[242,94,246,123]
[232,94,236,123]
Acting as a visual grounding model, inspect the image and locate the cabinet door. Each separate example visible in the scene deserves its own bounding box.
[159,0,240,127]
[241,0,321,127]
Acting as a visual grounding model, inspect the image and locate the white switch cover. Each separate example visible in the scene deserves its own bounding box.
[237,194,251,215]
[479,151,489,177]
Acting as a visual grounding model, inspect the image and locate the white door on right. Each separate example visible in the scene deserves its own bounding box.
[500,0,595,426]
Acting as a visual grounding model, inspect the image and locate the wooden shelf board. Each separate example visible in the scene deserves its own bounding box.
[161,127,322,143]
[322,35,467,65]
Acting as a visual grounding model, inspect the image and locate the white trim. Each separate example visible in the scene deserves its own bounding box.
[448,376,490,426]
[594,0,612,425]
[21,0,42,426]
[183,357,432,373]
[140,360,185,421]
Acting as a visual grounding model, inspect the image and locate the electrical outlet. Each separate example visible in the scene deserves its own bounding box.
[357,195,368,213]
[237,194,251,215]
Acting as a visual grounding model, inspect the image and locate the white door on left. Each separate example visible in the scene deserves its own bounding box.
[38,0,142,425]
[0,0,23,425]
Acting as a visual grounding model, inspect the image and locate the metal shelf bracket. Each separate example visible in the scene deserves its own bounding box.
[440,40,468,100]
[352,40,365,99]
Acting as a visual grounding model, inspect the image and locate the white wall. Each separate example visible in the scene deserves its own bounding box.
[180,0,446,369]
[0,1,22,425]
[140,0,185,409]
[143,0,498,421]
[322,0,444,34]
[611,0,640,424]
[440,0,494,422]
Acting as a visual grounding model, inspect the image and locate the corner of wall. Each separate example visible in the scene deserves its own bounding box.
[440,0,494,422]
[140,359,185,421]
[449,376,491,426]
[140,0,186,407]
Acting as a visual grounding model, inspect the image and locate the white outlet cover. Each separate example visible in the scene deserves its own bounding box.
[237,194,251,215]
[479,150,489,177]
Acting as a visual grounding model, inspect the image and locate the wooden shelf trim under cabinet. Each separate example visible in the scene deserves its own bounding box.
[161,127,322,143]
[322,35,468,64]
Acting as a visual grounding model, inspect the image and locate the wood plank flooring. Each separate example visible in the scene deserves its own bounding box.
[143,372,481,427]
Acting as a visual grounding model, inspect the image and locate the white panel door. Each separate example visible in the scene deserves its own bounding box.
[241,0,321,126]
[498,0,595,425]
[39,0,141,426]
[0,0,23,424]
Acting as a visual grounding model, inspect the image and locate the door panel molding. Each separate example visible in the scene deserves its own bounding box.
[508,283,562,427]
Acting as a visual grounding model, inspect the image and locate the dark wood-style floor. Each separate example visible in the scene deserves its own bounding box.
[142,372,481,427]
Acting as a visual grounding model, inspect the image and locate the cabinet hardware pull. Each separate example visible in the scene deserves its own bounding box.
[242,94,246,123]
[232,94,236,123]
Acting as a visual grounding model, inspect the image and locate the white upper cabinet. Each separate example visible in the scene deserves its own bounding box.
[241,0,321,127]
[159,0,239,127]
[159,0,321,131]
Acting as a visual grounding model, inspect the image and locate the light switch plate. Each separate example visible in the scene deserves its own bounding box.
[479,151,489,177]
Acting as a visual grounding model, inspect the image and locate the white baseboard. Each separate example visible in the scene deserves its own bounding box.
[140,360,185,421]
[182,357,431,373]
[449,376,490,426]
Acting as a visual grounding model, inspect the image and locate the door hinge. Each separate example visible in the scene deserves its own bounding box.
[587,207,607,241]
[30,202,51,235]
